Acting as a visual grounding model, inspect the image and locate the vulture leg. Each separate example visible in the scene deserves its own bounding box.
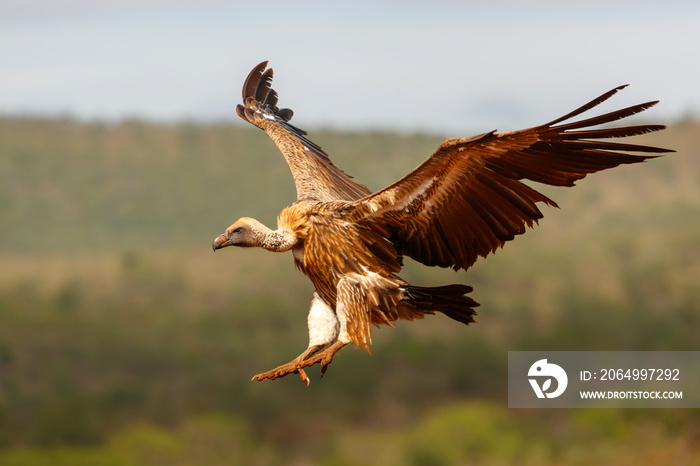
[252,292,340,385]
[298,276,365,376]
[251,344,323,385]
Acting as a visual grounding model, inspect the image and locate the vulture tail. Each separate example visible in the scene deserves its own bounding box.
[402,284,479,325]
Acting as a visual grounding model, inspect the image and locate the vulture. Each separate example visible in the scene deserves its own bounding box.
[212,61,671,385]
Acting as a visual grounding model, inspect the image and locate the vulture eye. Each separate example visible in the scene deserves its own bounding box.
[232,227,243,234]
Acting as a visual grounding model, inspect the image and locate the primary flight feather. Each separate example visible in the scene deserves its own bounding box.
[213,61,671,385]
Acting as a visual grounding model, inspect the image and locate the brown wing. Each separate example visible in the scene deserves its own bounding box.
[236,61,371,202]
[349,85,673,271]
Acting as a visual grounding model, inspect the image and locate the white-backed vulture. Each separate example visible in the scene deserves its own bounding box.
[213,61,671,385]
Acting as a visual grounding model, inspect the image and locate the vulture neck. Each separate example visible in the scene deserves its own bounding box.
[252,220,297,253]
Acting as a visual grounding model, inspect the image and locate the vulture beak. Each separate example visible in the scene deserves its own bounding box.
[212,233,229,251]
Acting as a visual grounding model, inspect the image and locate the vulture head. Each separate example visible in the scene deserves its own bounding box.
[212,217,262,250]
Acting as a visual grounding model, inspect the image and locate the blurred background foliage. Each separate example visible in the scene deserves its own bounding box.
[0,116,698,464]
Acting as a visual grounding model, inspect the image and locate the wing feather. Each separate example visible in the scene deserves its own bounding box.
[349,86,673,270]
[236,61,371,201]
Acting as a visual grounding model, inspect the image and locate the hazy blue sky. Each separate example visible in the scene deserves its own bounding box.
[1,0,697,133]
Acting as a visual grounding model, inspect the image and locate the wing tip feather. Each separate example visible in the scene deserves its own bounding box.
[238,60,299,127]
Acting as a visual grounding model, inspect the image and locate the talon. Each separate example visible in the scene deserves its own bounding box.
[298,368,310,386]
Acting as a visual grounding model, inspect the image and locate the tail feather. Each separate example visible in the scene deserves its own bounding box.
[402,284,479,325]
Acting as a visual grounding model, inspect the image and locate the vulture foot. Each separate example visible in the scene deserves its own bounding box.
[252,362,310,386]
[251,344,330,386]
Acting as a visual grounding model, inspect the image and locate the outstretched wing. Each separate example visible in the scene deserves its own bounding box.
[349,85,672,271]
[236,61,371,202]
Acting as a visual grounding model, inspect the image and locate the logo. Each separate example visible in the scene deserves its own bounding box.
[528,359,568,398]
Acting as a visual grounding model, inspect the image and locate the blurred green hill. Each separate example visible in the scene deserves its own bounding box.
[0,116,698,464]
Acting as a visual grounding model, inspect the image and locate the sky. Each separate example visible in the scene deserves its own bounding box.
[1,0,698,134]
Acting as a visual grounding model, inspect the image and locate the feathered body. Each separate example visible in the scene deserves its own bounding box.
[212,61,672,385]
[276,201,477,352]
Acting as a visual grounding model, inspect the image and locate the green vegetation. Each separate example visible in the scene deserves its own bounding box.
[0,116,698,464]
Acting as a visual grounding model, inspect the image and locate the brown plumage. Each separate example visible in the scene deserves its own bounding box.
[213,61,672,385]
